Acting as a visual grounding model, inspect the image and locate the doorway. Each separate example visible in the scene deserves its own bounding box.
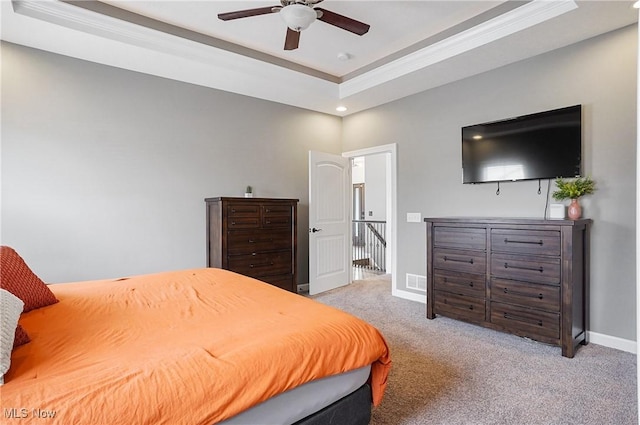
[343,144,396,289]
[351,157,387,280]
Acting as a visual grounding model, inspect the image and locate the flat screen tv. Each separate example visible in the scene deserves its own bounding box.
[462,105,582,184]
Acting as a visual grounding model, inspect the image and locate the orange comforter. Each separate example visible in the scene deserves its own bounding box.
[2,268,390,424]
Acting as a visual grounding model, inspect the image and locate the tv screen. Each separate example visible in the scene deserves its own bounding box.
[462,105,582,184]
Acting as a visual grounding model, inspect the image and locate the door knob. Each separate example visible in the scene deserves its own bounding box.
[310,227,322,233]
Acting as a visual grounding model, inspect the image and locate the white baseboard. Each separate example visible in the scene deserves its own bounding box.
[588,331,637,354]
[392,287,426,303]
[391,290,637,355]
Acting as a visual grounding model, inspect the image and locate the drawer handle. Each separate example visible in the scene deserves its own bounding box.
[444,256,474,265]
[249,262,275,268]
[503,288,544,299]
[503,263,543,273]
[504,238,543,246]
[443,298,474,310]
[443,277,474,287]
[266,220,271,224]
[503,312,543,327]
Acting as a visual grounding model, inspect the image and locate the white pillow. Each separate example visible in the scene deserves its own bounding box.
[1,288,25,385]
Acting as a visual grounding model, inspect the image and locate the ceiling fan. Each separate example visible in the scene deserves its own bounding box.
[218,0,370,51]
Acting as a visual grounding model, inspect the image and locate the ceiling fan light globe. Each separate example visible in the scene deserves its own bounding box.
[280,4,316,31]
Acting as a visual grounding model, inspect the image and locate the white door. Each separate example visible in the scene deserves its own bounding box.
[308,151,351,295]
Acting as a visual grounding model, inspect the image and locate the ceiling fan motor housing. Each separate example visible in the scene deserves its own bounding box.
[280,3,317,31]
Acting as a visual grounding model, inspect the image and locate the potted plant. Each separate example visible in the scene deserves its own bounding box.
[244,185,253,198]
[552,176,596,219]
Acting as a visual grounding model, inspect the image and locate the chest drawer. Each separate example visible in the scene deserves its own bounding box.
[491,229,560,256]
[490,278,560,312]
[259,274,295,292]
[434,226,486,250]
[226,203,260,228]
[491,253,560,285]
[227,251,293,278]
[227,229,292,254]
[227,203,260,217]
[435,291,485,323]
[434,269,485,298]
[490,302,559,342]
[434,249,486,275]
[262,205,292,228]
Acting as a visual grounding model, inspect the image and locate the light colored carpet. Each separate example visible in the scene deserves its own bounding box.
[311,276,637,425]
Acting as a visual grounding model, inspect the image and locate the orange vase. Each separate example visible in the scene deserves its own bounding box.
[567,198,582,220]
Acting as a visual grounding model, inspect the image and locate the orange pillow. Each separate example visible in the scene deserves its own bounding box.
[0,246,58,313]
[13,324,30,348]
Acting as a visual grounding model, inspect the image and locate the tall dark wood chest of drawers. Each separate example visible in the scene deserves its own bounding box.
[425,217,591,358]
[205,197,298,292]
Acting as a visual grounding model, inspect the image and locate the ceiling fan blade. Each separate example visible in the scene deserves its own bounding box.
[315,8,370,35]
[284,28,300,50]
[218,6,278,21]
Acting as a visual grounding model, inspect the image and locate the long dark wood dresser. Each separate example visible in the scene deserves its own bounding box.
[424,217,591,358]
[206,197,298,292]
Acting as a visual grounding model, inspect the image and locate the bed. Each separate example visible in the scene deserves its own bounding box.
[1,247,391,424]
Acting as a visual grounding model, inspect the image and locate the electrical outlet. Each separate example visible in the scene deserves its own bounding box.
[407,212,421,223]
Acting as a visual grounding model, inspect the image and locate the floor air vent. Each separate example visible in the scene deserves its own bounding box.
[406,274,426,292]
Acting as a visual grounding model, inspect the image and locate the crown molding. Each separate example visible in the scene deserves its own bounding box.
[339,0,578,99]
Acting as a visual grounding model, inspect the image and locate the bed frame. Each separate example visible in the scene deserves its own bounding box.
[294,384,372,425]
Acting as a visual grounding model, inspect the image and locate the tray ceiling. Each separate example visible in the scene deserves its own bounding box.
[2,1,637,115]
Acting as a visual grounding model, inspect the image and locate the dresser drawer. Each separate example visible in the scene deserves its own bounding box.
[227,203,260,217]
[226,203,260,228]
[227,217,260,229]
[262,205,293,228]
[434,249,486,275]
[490,302,559,342]
[227,229,292,254]
[259,274,295,292]
[228,251,293,277]
[434,269,485,298]
[491,229,560,256]
[491,253,560,285]
[434,291,485,323]
[434,226,486,250]
[490,278,560,312]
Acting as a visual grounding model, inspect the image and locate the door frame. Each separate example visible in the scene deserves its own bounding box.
[342,143,397,294]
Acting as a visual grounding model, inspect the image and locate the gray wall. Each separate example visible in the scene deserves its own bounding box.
[2,24,637,342]
[342,25,637,341]
[1,42,342,284]
[364,154,387,222]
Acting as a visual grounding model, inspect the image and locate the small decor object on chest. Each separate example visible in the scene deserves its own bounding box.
[244,185,253,198]
[552,176,596,220]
